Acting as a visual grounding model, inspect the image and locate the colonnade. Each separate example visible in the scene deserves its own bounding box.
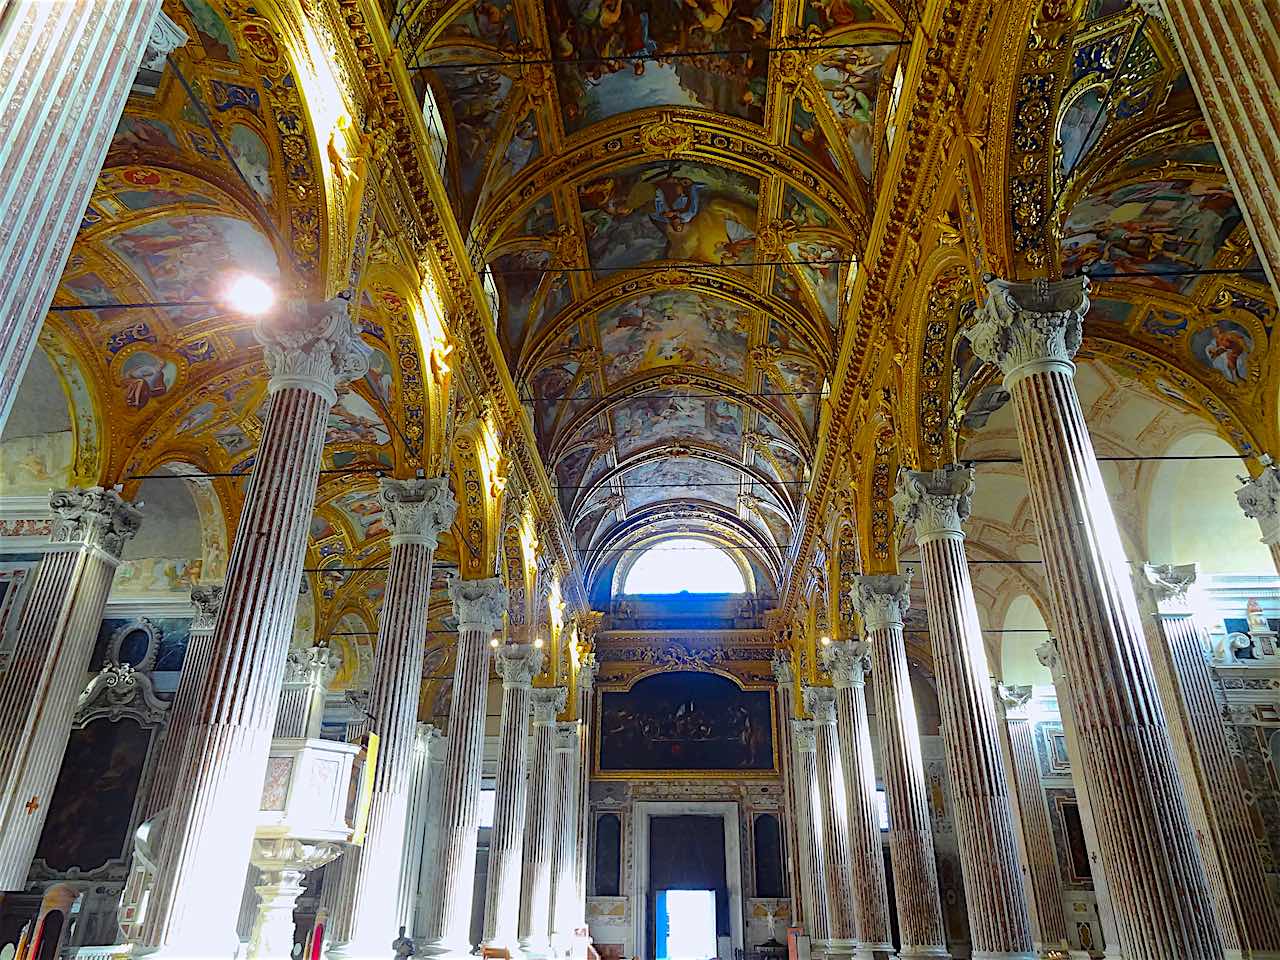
[782,276,1280,960]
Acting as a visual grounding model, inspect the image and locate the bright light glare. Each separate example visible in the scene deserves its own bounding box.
[661,890,717,960]
[223,273,276,315]
[623,539,745,595]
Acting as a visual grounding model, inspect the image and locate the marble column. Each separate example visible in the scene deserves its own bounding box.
[483,644,543,949]
[1236,458,1280,575]
[519,687,569,956]
[337,477,456,958]
[0,486,141,886]
[421,576,508,958]
[823,642,894,958]
[144,584,222,822]
[1135,564,1280,957]
[992,686,1071,957]
[772,652,807,926]
[803,687,858,958]
[549,721,582,947]
[573,654,599,923]
[970,276,1222,960]
[1156,0,1280,294]
[792,719,831,944]
[401,723,443,934]
[0,1,164,429]
[1035,640,1124,960]
[893,465,1035,959]
[141,298,368,956]
[415,729,451,941]
[853,573,948,960]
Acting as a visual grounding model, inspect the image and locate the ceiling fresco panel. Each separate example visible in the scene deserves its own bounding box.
[612,394,743,459]
[621,455,741,513]
[595,290,751,383]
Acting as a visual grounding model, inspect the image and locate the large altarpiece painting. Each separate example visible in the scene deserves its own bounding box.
[597,670,775,774]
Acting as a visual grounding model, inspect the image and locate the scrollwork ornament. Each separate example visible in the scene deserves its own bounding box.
[891,464,974,543]
[48,486,143,561]
[257,296,370,405]
[378,476,458,548]
[851,573,912,632]
[968,275,1089,385]
[449,575,509,634]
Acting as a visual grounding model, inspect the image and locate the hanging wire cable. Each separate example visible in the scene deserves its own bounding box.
[490,258,859,277]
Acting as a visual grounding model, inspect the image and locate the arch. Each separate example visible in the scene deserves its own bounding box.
[620,537,748,596]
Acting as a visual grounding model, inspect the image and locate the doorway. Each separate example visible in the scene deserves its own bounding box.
[655,890,717,960]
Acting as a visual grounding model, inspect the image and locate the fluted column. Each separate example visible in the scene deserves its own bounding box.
[519,687,568,956]
[573,654,599,924]
[144,584,222,822]
[142,298,368,957]
[421,576,508,958]
[1135,564,1280,957]
[893,465,1035,959]
[792,719,831,944]
[824,642,894,958]
[772,652,805,924]
[274,646,340,739]
[401,723,442,935]
[970,276,1221,960]
[1035,640,1124,960]
[803,687,857,958]
[853,573,948,960]
[0,486,141,885]
[336,477,457,958]
[1155,0,1280,295]
[992,685,1071,956]
[549,721,582,947]
[483,644,543,949]
[1236,459,1280,575]
[0,1,164,429]
[414,729,451,940]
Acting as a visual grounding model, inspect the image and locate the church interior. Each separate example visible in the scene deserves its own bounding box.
[0,1,1278,959]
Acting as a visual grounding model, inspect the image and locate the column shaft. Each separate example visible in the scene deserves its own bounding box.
[338,477,453,956]
[0,1,161,428]
[0,487,140,886]
[855,575,948,959]
[970,276,1222,960]
[804,687,857,951]
[772,654,806,926]
[827,645,894,953]
[422,576,507,956]
[143,301,367,955]
[792,720,831,943]
[519,688,567,954]
[399,725,441,934]
[414,733,450,941]
[549,722,581,944]
[483,645,541,948]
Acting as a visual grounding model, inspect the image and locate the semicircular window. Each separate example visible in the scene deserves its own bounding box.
[623,539,745,595]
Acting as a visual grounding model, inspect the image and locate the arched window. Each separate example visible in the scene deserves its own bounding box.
[622,539,746,595]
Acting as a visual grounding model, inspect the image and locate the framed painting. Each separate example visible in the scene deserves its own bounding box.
[595,670,776,777]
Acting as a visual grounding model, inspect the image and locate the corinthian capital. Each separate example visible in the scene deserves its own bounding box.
[283,644,341,687]
[190,583,224,632]
[378,476,457,549]
[1136,561,1198,614]
[257,297,370,404]
[449,576,508,634]
[770,650,794,685]
[802,685,837,724]
[1035,637,1063,680]
[531,685,568,723]
[823,640,871,689]
[969,275,1089,385]
[791,718,817,752]
[1236,458,1280,545]
[49,486,143,561]
[495,643,543,688]
[552,721,580,751]
[892,464,974,543]
[993,682,1034,719]
[851,572,912,632]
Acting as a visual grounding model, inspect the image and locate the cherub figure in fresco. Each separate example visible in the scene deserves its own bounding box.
[649,175,706,232]
[580,175,636,218]
[1204,320,1251,383]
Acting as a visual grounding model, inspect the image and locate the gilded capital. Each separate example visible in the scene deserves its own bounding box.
[532,685,568,723]
[791,718,818,752]
[257,296,370,404]
[49,486,143,561]
[448,575,509,634]
[378,476,457,549]
[892,464,974,542]
[851,572,912,632]
[190,583,224,633]
[802,685,837,724]
[494,643,543,688]
[969,275,1089,386]
[823,640,871,689]
[1236,458,1280,545]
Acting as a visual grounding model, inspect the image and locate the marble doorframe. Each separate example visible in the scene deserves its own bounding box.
[630,801,744,960]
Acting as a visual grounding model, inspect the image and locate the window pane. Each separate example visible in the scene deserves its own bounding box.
[623,539,745,595]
